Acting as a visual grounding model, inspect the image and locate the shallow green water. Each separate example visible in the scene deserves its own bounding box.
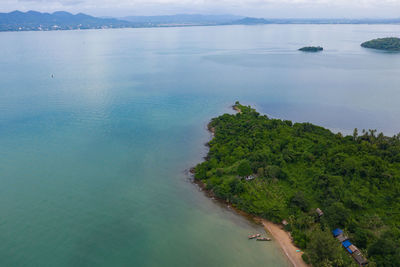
[0,24,399,266]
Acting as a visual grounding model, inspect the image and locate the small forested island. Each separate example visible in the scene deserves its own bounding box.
[361,37,400,51]
[299,46,323,52]
[194,102,400,267]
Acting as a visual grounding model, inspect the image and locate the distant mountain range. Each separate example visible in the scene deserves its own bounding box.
[232,17,400,25]
[0,10,132,31]
[121,14,243,26]
[1,11,400,32]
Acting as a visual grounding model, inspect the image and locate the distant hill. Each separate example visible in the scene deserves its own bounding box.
[121,14,243,26]
[361,37,400,52]
[230,17,400,25]
[1,11,400,32]
[230,17,271,25]
[0,10,133,31]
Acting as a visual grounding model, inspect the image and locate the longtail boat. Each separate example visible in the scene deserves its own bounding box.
[256,237,271,241]
[248,234,261,239]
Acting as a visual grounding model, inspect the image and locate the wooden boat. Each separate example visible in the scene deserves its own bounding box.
[248,234,261,239]
[256,237,271,241]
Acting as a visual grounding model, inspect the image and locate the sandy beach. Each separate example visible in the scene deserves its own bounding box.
[192,177,309,267]
[262,220,309,267]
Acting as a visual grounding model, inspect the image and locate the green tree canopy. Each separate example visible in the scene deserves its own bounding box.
[237,160,252,177]
[194,103,400,266]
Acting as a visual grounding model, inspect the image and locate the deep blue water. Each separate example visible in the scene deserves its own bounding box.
[0,24,399,266]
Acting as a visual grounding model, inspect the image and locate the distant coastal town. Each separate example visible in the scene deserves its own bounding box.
[1,10,400,32]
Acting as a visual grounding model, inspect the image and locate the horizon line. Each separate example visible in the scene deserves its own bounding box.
[1,10,400,21]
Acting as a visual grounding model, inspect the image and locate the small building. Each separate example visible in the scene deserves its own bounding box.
[245,175,255,181]
[352,250,368,266]
[316,208,324,217]
[347,245,359,254]
[332,228,343,237]
[336,234,348,242]
[332,228,368,265]
[282,220,288,226]
[349,245,358,251]
[342,240,352,249]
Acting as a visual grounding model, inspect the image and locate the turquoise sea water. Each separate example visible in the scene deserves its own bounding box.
[1,25,400,266]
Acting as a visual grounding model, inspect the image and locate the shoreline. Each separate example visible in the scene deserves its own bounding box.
[262,220,308,267]
[190,104,308,267]
[191,173,308,267]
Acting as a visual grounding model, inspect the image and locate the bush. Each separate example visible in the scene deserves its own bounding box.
[290,191,309,212]
[237,160,252,177]
[305,228,343,266]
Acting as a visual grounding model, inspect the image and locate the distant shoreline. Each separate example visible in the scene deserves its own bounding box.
[2,10,400,33]
[2,22,400,33]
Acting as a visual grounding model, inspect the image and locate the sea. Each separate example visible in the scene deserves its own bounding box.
[1,24,399,266]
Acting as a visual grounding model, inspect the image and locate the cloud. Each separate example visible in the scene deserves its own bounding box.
[3,0,400,17]
[17,0,84,5]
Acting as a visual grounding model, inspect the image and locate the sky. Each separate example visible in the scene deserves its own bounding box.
[1,0,400,18]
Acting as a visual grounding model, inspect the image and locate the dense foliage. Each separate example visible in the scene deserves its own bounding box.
[361,37,400,52]
[195,103,400,267]
[299,46,323,52]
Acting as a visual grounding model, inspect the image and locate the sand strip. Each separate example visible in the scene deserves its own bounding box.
[262,220,309,267]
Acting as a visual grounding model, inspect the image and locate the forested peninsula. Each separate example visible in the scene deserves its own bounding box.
[194,103,400,267]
